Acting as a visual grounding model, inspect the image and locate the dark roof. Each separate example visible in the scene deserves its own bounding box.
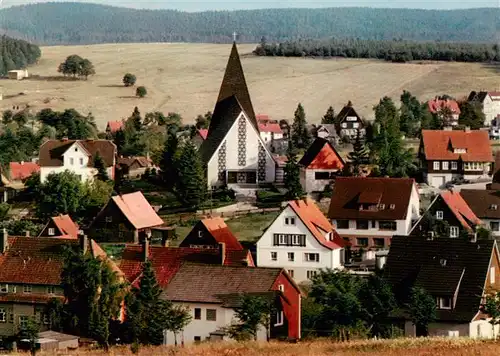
[327,177,415,220]
[39,139,116,167]
[200,95,244,164]
[384,236,496,322]
[117,156,152,168]
[298,137,345,169]
[216,42,257,131]
[161,263,284,304]
[337,104,362,123]
[315,124,338,137]
[467,91,489,103]
[460,189,500,219]
[199,217,243,250]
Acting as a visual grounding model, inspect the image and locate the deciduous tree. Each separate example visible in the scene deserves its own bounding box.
[123,73,137,87]
[407,287,436,337]
[226,295,275,341]
[459,101,485,129]
[136,86,147,98]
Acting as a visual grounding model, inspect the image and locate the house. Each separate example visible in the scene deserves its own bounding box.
[384,236,500,338]
[38,139,116,183]
[298,138,345,193]
[314,124,340,146]
[117,155,155,178]
[460,189,500,238]
[328,177,420,251]
[490,115,500,140]
[38,214,80,239]
[468,91,500,127]
[87,191,164,243]
[410,190,481,239]
[8,70,28,80]
[106,120,124,135]
[336,102,365,141]
[427,97,461,126]
[193,129,208,149]
[199,42,276,187]
[162,264,301,345]
[419,129,493,188]
[0,232,116,337]
[258,121,284,150]
[8,162,39,182]
[257,198,345,283]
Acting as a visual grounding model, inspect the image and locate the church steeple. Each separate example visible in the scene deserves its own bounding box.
[216,41,258,130]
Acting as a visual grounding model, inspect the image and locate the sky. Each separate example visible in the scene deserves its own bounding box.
[0,0,498,11]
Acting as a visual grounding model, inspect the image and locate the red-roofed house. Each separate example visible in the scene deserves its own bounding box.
[427,97,461,126]
[257,198,345,283]
[193,129,209,149]
[180,217,242,250]
[419,129,493,188]
[8,162,39,182]
[0,232,119,337]
[259,122,283,145]
[88,191,164,243]
[298,138,345,193]
[410,190,481,239]
[106,120,124,134]
[39,214,80,239]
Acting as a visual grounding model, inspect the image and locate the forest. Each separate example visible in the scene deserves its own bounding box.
[253,38,500,63]
[0,35,40,75]
[0,3,498,45]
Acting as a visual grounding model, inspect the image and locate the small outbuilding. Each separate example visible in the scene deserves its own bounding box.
[20,331,79,352]
[8,69,29,80]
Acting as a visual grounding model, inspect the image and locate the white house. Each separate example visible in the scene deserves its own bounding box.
[257,198,346,283]
[199,42,276,187]
[328,177,420,251]
[468,91,500,127]
[39,139,116,183]
[258,121,284,149]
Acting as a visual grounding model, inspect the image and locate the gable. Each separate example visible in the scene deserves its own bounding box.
[306,141,344,170]
[338,106,361,123]
[410,195,464,236]
[180,222,217,248]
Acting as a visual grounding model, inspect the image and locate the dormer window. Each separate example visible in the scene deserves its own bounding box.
[491,204,498,211]
[453,148,467,154]
[437,297,452,310]
[198,230,203,238]
[378,204,385,210]
[389,204,395,210]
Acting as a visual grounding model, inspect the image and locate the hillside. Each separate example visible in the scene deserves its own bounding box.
[0,3,498,45]
[0,44,497,130]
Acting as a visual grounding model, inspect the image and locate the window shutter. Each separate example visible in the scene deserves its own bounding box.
[273,234,278,246]
[301,235,306,246]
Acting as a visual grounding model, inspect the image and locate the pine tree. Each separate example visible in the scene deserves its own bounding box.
[284,141,305,200]
[160,129,180,190]
[93,152,109,181]
[322,106,336,124]
[130,107,142,132]
[347,130,369,176]
[175,141,206,208]
[291,103,311,149]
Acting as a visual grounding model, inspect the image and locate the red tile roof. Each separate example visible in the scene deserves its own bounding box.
[440,191,481,231]
[9,162,39,181]
[427,99,461,115]
[0,236,110,285]
[119,245,253,288]
[256,114,270,122]
[288,198,344,250]
[198,129,208,140]
[106,120,124,133]
[328,177,416,220]
[200,217,243,250]
[299,138,344,170]
[421,130,493,162]
[50,214,79,239]
[111,192,164,230]
[258,122,282,134]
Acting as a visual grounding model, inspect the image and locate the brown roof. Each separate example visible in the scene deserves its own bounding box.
[421,130,493,162]
[111,192,164,230]
[328,177,415,220]
[0,236,108,285]
[162,263,286,304]
[200,217,243,250]
[117,156,152,168]
[39,139,116,167]
[337,103,362,123]
[460,189,500,219]
[47,214,79,239]
[214,42,258,132]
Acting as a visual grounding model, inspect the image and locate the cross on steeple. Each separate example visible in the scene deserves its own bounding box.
[233,31,237,43]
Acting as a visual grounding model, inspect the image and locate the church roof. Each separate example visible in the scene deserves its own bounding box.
[213,42,257,132]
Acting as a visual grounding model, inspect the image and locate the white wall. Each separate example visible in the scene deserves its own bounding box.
[163,302,267,345]
[483,95,500,126]
[301,169,338,193]
[40,143,95,183]
[480,219,500,237]
[207,112,276,187]
[334,218,408,237]
[257,206,342,283]
[403,184,421,234]
[404,320,499,339]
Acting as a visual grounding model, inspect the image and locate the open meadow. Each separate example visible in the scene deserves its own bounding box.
[0,43,498,130]
[24,338,500,356]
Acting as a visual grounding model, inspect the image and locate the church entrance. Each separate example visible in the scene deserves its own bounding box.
[227,171,257,184]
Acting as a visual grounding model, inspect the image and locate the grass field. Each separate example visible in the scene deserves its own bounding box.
[27,338,500,355]
[0,43,498,130]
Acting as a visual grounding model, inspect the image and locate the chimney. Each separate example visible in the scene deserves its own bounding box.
[20,161,24,165]
[444,126,453,131]
[465,126,471,132]
[79,232,88,254]
[25,231,29,237]
[142,237,150,262]
[1,228,7,253]
[218,242,226,265]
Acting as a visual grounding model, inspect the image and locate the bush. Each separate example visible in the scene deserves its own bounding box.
[123,73,137,87]
[211,187,236,202]
[256,190,286,207]
[136,86,147,98]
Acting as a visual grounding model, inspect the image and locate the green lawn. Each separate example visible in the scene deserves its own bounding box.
[226,211,280,243]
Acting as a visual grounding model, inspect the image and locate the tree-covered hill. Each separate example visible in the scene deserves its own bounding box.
[0,3,498,45]
[0,35,41,75]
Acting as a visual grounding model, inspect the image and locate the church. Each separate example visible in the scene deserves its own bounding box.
[199,42,276,188]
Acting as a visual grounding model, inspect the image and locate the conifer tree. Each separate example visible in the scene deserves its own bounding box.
[175,141,206,208]
[321,106,336,124]
[291,103,311,149]
[284,141,305,200]
[93,152,109,181]
[160,128,179,190]
[129,107,142,132]
[347,131,369,176]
